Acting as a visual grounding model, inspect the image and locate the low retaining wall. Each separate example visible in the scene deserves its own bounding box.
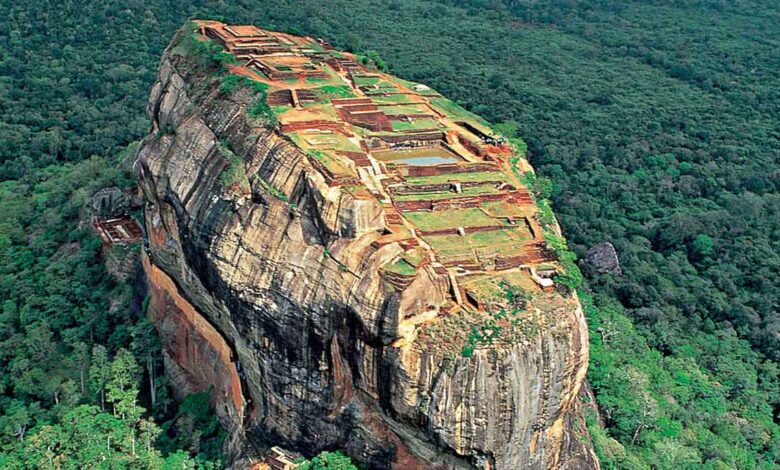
[337,150,371,167]
[376,132,445,145]
[389,180,508,195]
[390,182,452,194]
[331,97,373,105]
[387,114,432,121]
[395,190,532,212]
[494,243,557,270]
[458,135,487,159]
[280,120,353,136]
[417,224,507,237]
[441,259,482,270]
[380,269,416,290]
[402,162,498,177]
[268,90,293,106]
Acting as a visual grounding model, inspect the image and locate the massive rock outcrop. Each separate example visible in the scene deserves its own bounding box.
[135,24,598,469]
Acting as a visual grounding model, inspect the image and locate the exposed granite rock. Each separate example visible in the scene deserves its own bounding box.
[581,242,621,276]
[135,31,598,470]
[90,186,130,218]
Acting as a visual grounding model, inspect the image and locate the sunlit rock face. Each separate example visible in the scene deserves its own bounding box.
[136,24,598,470]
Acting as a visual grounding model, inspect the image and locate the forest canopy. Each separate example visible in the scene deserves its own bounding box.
[0,0,778,468]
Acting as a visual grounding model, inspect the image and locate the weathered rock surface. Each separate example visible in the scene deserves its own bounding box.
[90,186,130,218]
[135,32,598,470]
[581,242,621,276]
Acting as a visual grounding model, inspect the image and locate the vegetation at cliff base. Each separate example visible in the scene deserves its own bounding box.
[296,451,358,470]
[1,0,778,468]
[582,291,779,468]
[0,155,222,466]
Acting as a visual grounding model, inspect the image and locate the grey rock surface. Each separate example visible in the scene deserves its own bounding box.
[582,242,621,276]
[90,186,130,218]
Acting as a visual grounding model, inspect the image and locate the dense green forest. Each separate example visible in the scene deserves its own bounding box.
[1,0,778,468]
[0,153,226,466]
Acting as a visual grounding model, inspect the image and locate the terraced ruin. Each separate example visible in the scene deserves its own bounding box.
[197,20,568,354]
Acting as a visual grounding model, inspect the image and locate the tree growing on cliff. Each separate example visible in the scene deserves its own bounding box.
[131,318,162,408]
[88,345,111,412]
[156,390,226,463]
[296,450,358,470]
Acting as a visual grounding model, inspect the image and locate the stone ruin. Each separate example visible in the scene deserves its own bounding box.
[89,187,143,246]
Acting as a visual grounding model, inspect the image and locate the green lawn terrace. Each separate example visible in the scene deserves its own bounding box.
[297,131,362,154]
[422,227,536,265]
[402,208,505,231]
[352,74,398,93]
[428,97,492,127]
[391,118,441,132]
[377,103,430,116]
[391,76,442,97]
[285,132,363,184]
[403,170,504,185]
[380,246,430,290]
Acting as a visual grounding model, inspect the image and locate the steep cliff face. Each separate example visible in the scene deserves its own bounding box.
[136,26,598,469]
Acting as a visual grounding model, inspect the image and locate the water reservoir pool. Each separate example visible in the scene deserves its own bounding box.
[373,147,463,166]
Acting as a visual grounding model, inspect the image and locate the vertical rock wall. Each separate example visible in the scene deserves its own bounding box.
[143,253,245,425]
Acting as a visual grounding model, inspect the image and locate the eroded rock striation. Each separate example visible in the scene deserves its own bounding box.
[581,242,622,276]
[135,22,598,469]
